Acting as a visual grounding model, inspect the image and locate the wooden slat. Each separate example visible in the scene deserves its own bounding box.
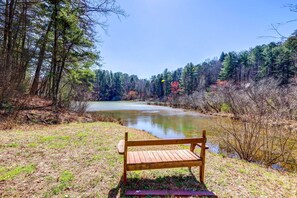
[117,140,125,154]
[156,150,167,161]
[126,138,204,147]
[127,150,201,165]
[160,150,173,161]
[185,150,200,159]
[127,152,136,164]
[189,152,200,159]
[186,150,200,160]
[144,151,153,162]
[147,151,158,163]
[174,149,190,160]
[125,190,217,197]
[181,150,196,160]
[138,151,146,163]
[166,150,179,161]
[144,151,152,162]
[127,160,202,171]
[180,150,191,160]
[170,150,183,161]
[142,151,151,163]
[127,152,133,164]
[132,152,141,164]
[179,150,194,160]
[151,151,162,162]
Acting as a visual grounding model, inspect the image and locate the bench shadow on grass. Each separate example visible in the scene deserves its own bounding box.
[108,170,213,198]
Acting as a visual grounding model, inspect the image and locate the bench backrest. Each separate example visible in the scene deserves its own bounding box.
[126,138,205,147]
[124,130,207,157]
[125,130,206,147]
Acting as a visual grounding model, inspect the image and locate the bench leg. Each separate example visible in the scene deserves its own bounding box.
[199,165,204,183]
[123,170,127,185]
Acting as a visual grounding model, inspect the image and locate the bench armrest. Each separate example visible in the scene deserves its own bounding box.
[196,143,209,149]
[117,140,125,155]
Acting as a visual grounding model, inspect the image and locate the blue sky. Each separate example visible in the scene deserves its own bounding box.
[96,0,297,79]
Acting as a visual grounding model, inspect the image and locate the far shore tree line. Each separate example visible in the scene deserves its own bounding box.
[92,33,297,107]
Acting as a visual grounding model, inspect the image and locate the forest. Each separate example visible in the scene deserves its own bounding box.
[0,0,124,109]
[92,36,297,103]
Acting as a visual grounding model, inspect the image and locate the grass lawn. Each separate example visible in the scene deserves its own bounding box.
[0,122,296,197]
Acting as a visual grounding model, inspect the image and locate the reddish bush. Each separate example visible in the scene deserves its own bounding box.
[126,90,138,100]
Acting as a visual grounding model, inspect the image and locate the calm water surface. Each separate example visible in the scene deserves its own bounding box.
[87,101,225,153]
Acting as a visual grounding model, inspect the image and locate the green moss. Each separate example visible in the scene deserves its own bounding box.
[92,155,102,161]
[40,135,70,143]
[51,170,74,195]
[77,132,88,138]
[45,175,55,182]
[27,143,38,147]
[49,142,67,149]
[60,170,74,183]
[58,136,70,141]
[239,168,248,174]
[40,136,55,143]
[6,143,19,148]
[97,146,110,151]
[0,164,36,181]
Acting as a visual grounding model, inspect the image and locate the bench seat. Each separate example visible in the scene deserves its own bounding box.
[127,149,202,171]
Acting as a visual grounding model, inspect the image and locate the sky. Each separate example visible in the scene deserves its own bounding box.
[95,0,297,79]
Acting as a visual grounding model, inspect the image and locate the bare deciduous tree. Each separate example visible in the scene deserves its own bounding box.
[217,79,297,167]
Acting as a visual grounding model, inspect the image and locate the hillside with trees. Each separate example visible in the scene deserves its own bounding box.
[92,35,297,103]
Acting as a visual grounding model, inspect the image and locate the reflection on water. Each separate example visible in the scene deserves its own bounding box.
[87,101,224,154]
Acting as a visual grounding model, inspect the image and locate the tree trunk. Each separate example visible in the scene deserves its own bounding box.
[30,19,53,95]
[0,0,16,101]
[51,2,58,107]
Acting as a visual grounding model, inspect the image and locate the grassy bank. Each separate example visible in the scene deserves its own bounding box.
[0,122,296,197]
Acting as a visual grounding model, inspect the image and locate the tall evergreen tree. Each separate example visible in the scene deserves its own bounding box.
[219,52,239,81]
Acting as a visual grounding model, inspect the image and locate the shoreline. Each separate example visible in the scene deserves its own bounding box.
[146,100,297,130]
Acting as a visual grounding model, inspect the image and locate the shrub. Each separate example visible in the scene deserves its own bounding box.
[218,79,297,167]
[221,103,230,113]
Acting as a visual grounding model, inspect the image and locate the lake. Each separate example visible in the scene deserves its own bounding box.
[87,101,225,154]
[87,101,297,171]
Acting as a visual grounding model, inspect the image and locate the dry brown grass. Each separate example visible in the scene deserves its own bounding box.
[0,122,296,197]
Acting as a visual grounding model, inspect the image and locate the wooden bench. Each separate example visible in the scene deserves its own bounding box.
[117,130,207,185]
